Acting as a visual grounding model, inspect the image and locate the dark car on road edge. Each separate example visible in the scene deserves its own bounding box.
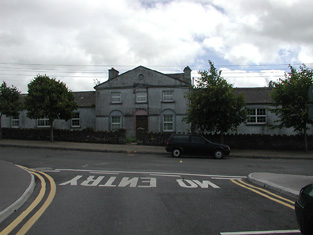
[295,183,313,235]
[165,134,230,159]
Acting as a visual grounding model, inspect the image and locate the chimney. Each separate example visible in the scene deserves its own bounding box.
[183,66,191,84]
[108,68,119,80]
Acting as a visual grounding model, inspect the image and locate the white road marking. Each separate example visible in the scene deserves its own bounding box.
[149,173,181,177]
[220,229,300,235]
[211,177,244,180]
[59,175,83,186]
[50,168,246,179]
[91,171,120,175]
[176,179,220,188]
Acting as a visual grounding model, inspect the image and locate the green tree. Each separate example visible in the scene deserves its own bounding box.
[185,60,246,143]
[0,82,22,139]
[25,75,78,142]
[269,64,313,151]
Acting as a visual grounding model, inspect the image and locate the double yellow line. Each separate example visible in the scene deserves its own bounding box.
[0,167,56,235]
[231,179,295,210]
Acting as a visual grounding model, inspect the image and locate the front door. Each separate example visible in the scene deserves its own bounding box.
[136,115,148,132]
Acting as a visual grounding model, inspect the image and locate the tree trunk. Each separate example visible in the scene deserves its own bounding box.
[50,120,54,142]
[0,114,2,140]
[220,131,224,144]
[304,129,308,152]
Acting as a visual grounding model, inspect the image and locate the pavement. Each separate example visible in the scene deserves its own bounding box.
[0,139,313,224]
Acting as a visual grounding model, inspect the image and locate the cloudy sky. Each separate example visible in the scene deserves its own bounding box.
[1,0,313,93]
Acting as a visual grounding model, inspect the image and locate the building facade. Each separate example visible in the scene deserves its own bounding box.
[235,87,313,136]
[94,66,191,137]
[1,66,312,137]
[1,91,96,131]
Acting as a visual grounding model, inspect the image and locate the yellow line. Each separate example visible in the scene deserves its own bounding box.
[0,172,46,235]
[231,179,294,210]
[238,179,295,204]
[16,170,56,235]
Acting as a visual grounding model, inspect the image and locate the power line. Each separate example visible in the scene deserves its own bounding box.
[1,62,312,68]
[1,62,309,81]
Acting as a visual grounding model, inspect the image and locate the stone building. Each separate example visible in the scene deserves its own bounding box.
[1,65,312,137]
[94,66,191,137]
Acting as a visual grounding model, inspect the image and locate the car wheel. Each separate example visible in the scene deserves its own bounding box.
[214,149,223,159]
[172,149,181,157]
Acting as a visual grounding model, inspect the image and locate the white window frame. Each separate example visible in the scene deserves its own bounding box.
[247,108,267,124]
[71,112,80,127]
[111,92,121,103]
[163,114,174,132]
[37,118,50,127]
[162,91,174,102]
[11,115,19,128]
[136,91,147,103]
[111,116,121,130]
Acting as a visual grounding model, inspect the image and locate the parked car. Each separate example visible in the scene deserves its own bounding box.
[165,134,230,159]
[295,183,313,235]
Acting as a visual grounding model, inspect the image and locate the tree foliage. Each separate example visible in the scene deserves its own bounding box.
[25,75,78,141]
[269,64,313,151]
[185,61,246,142]
[0,82,22,139]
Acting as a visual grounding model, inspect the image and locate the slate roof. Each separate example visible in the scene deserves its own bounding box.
[71,88,273,107]
[165,73,186,83]
[20,91,96,108]
[73,91,96,107]
[234,87,273,104]
[20,88,272,108]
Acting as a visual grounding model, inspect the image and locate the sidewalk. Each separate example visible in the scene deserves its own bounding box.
[0,161,35,223]
[0,139,312,224]
[1,139,313,159]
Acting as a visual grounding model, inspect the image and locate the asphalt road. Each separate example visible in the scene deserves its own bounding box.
[1,147,310,234]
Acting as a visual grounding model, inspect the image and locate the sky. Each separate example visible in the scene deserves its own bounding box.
[1,0,313,93]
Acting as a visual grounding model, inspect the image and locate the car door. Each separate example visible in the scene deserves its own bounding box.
[190,135,208,155]
[172,135,191,153]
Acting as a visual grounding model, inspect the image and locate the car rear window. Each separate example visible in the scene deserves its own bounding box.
[171,135,189,143]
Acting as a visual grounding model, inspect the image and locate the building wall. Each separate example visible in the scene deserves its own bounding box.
[236,104,313,136]
[2,66,312,138]
[95,86,190,137]
[95,66,191,137]
[1,107,95,130]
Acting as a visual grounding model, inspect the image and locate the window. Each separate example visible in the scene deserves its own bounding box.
[191,135,206,144]
[247,108,267,124]
[138,74,144,80]
[136,92,147,103]
[71,112,80,127]
[111,92,121,103]
[111,116,121,130]
[163,114,174,131]
[37,118,50,127]
[162,91,174,102]
[172,135,189,143]
[11,115,19,128]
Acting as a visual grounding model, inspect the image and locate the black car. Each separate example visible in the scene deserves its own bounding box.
[295,183,313,235]
[165,134,230,159]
